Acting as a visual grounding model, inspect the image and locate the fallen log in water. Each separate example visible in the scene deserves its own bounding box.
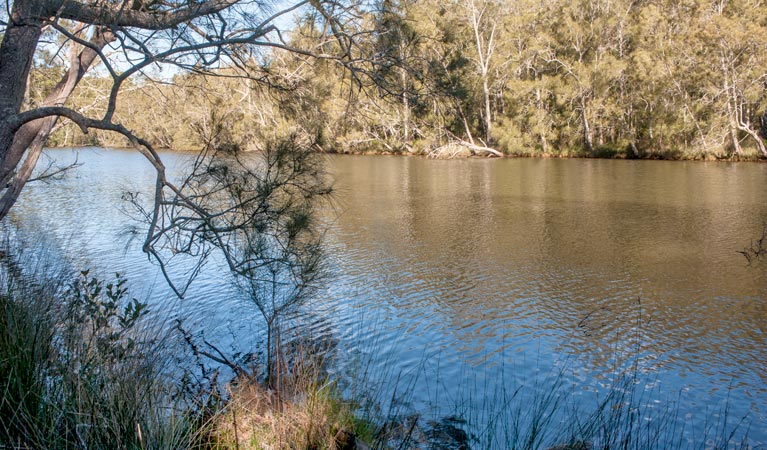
[427,140,504,159]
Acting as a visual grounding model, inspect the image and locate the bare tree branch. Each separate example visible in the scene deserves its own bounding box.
[27,153,82,183]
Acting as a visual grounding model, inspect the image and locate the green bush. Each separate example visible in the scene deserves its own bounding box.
[1,265,195,449]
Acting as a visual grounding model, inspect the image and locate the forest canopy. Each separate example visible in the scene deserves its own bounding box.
[27,0,767,161]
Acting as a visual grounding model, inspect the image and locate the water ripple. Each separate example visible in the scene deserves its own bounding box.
[10,150,767,446]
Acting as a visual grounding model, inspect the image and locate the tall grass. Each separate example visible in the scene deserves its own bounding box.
[0,237,367,450]
[0,245,198,449]
[344,359,757,450]
[325,301,757,450]
[207,343,361,450]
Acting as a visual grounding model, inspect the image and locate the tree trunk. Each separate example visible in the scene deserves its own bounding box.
[536,87,549,154]
[0,135,45,218]
[482,75,492,144]
[400,64,410,144]
[728,127,742,156]
[581,101,594,153]
[466,0,495,145]
[726,96,743,156]
[720,59,743,156]
[0,27,114,219]
[0,1,44,173]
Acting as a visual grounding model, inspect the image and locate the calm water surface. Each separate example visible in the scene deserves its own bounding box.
[11,148,767,446]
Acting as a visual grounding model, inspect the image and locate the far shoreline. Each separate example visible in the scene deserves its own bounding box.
[43,144,767,163]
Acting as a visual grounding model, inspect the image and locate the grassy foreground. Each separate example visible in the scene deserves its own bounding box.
[0,254,369,450]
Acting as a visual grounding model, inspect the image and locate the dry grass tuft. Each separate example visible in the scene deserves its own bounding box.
[212,380,358,450]
[210,341,360,450]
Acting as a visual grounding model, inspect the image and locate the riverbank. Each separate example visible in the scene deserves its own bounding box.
[46,143,767,162]
[324,143,767,161]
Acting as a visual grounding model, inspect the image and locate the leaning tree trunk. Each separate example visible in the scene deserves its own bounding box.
[0,1,44,179]
[0,25,114,219]
[738,121,767,157]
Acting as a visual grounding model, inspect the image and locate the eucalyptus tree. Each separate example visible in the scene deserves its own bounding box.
[703,2,767,157]
[539,0,628,153]
[463,0,498,145]
[371,0,420,147]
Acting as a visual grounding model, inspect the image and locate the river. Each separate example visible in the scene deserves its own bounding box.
[9,148,767,447]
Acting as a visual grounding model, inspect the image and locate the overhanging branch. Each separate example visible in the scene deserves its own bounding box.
[56,0,241,30]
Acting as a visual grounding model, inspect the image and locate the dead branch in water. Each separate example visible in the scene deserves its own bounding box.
[427,140,504,159]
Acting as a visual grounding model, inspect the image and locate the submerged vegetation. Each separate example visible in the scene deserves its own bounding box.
[29,0,767,160]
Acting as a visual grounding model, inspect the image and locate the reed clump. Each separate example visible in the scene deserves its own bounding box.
[0,252,197,449]
[208,378,360,449]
